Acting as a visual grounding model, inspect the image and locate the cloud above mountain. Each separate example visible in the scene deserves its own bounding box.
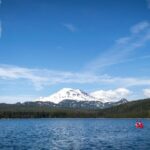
[1,64,150,92]
[90,88,131,102]
[143,88,150,97]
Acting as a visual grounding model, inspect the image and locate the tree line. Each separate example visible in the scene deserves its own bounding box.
[0,98,150,118]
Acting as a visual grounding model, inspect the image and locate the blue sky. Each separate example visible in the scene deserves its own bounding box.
[0,0,150,103]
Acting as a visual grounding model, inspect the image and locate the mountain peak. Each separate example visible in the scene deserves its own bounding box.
[36,88,128,104]
[37,88,97,104]
[60,88,74,92]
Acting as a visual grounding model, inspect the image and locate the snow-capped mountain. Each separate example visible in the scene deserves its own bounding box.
[37,88,97,104]
[35,88,128,109]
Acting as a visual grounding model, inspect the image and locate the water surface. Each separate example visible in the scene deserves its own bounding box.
[0,118,149,150]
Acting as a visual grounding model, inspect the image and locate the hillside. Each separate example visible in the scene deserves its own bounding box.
[99,98,150,118]
[0,98,149,118]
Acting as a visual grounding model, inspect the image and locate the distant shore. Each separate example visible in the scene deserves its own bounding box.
[0,98,150,118]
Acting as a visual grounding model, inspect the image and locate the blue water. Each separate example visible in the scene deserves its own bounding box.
[0,119,149,150]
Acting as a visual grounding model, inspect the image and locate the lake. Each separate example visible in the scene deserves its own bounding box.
[0,118,149,150]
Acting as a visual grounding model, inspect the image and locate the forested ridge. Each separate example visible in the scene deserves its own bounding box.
[0,98,150,118]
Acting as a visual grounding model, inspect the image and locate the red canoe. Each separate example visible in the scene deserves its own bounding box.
[135,122,144,128]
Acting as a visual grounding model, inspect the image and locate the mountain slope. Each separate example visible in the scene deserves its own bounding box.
[35,88,128,109]
[58,100,104,109]
[36,88,129,104]
[99,98,150,118]
[0,98,149,118]
[37,88,97,103]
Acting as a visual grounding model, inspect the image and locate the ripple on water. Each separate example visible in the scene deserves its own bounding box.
[0,119,149,150]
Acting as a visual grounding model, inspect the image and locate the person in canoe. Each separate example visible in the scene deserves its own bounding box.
[135,120,144,128]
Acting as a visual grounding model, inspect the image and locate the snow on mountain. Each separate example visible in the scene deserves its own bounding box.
[36,88,129,104]
[90,88,130,103]
[36,88,97,104]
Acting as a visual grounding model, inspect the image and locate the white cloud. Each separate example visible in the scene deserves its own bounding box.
[86,21,150,71]
[0,21,150,98]
[130,21,149,33]
[0,65,99,89]
[0,65,48,90]
[0,65,114,89]
[63,23,77,32]
[116,37,130,44]
[1,64,150,91]
[143,88,150,97]
[105,76,150,87]
[0,95,36,104]
[91,88,131,102]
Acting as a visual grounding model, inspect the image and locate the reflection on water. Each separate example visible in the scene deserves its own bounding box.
[0,118,149,150]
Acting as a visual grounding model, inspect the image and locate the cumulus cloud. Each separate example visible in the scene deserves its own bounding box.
[91,88,131,102]
[143,89,150,97]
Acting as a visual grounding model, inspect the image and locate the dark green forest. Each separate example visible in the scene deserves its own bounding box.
[0,98,150,118]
